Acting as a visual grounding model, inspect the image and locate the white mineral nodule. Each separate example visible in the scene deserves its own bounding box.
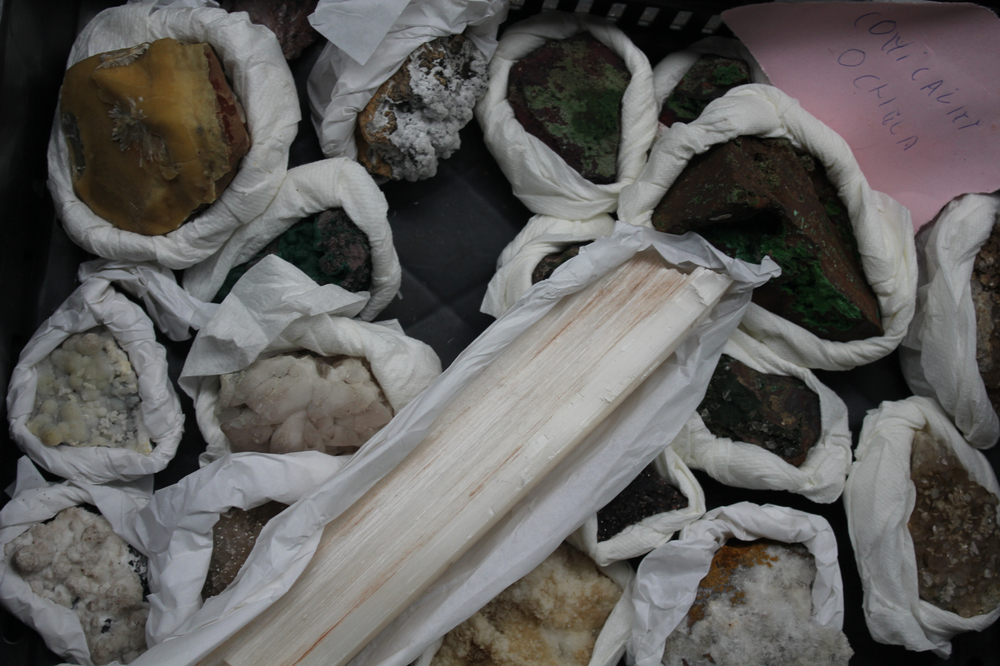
[217,353,393,456]
[5,506,149,665]
[27,327,150,454]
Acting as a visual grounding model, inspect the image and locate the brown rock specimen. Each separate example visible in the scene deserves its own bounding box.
[60,38,250,235]
[430,543,621,666]
[219,0,320,60]
[659,55,751,127]
[530,242,590,284]
[908,429,1000,618]
[972,219,1000,417]
[652,136,882,342]
[597,463,688,541]
[698,354,822,466]
[216,208,372,302]
[355,34,488,181]
[508,33,631,184]
[202,500,289,599]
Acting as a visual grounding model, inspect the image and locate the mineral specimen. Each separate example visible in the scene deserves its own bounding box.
[596,464,688,541]
[27,327,151,454]
[652,135,882,342]
[430,542,621,666]
[908,429,1000,618]
[217,353,393,456]
[659,55,751,127]
[202,500,289,599]
[6,506,149,665]
[215,208,373,302]
[698,354,821,466]
[355,34,488,181]
[508,32,631,184]
[662,540,852,666]
[530,242,590,284]
[972,219,1000,417]
[60,38,250,235]
[218,0,319,60]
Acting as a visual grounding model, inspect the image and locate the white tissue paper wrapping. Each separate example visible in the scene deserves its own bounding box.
[112,223,775,666]
[900,193,1000,449]
[669,327,852,503]
[844,396,1000,656]
[651,36,768,132]
[618,84,917,371]
[47,0,299,269]
[183,158,402,321]
[179,254,441,465]
[0,457,151,666]
[133,452,348,647]
[475,11,658,219]
[413,551,636,666]
[627,502,845,666]
[308,0,507,160]
[568,447,706,567]
[481,213,616,318]
[6,270,184,485]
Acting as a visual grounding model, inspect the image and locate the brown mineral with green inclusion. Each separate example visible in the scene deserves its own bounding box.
[530,242,591,284]
[596,464,688,541]
[659,55,751,127]
[908,429,1000,617]
[698,354,821,466]
[652,136,882,342]
[972,219,1000,417]
[215,208,372,302]
[507,33,631,184]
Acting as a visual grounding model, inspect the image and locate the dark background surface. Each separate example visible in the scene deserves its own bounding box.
[1,1,999,664]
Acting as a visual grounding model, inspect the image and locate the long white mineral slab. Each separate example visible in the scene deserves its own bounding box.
[199,252,733,666]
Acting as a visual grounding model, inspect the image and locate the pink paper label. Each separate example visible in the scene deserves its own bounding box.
[723,2,1000,230]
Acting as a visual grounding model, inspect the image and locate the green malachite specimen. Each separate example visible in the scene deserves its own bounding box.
[596,464,688,541]
[530,242,590,284]
[699,354,822,467]
[216,208,372,302]
[507,32,631,184]
[659,55,751,127]
[652,136,882,342]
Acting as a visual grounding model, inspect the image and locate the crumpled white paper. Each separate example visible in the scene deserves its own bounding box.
[627,502,846,666]
[131,452,348,647]
[844,396,1000,657]
[475,11,658,219]
[481,213,616,318]
[669,327,852,503]
[179,254,441,464]
[182,158,401,321]
[6,271,185,485]
[308,0,507,160]
[48,0,299,269]
[0,457,152,666]
[413,546,636,666]
[108,223,775,666]
[651,36,768,133]
[618,84,917,371]
[900,193,1000,449]
[568,447,706,567]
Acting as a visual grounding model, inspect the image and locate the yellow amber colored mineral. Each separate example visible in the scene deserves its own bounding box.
[60,38,250,235]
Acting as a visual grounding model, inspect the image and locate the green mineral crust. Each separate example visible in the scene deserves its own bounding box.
[651,136,882,342]
[659,55,751,126]
[507,33,631,184]
[698,354,822,467]
[216,208,372,302]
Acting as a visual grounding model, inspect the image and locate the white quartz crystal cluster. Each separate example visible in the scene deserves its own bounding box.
[217,353,394,455]
[662,543,852,666]
[5,506,149,665]
[27,327,150,454]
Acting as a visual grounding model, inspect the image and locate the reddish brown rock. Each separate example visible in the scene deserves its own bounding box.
[530,242,590,284]
[972,219,1000,416]
[219,0,320,60]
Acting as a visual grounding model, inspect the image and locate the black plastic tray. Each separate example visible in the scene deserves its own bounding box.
[1,1,998,664]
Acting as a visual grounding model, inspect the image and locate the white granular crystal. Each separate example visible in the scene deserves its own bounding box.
[27,327,151,454]
[5,506,149,665]
[662,543,852,666]
[217,353,394,455]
